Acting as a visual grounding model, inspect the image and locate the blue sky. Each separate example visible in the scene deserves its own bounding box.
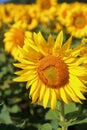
[0,0,10,3]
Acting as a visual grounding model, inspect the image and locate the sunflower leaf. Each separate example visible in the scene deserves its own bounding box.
[65,102,78,114]
[45,109,60,120]
[66,113,87,126]
[64,110,87,128]
[39,123,52,130]
[0,104,13,124]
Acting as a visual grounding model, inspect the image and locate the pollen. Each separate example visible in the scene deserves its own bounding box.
[37,55,69,88]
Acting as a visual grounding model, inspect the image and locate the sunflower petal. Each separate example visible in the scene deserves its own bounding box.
[60,87,69,103]
[51,89,57,110]
[53,31,63,55]
[62,36,72,51]
[39,84,46,102]
[31,82,40,103]
[30,80,39,96]
[43,88,50,109]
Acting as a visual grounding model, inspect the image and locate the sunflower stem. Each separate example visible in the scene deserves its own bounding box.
[59,101,68,130]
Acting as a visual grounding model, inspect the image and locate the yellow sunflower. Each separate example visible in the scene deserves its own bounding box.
[14,5,39,30]
[1,4,15,24]
[57,3,70,25]
[13,31,87,110]
[36,0,57,10]
[4,21,32,59]
[65,2,87,38]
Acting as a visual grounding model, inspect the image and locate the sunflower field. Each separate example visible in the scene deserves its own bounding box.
[0,0,87,130]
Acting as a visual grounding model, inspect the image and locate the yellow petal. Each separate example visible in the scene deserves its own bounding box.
[51,89,57,110]
[13,73,37,82]
[65,57,76,64]
[30,80,39,96]
[4,42,13,52]
[62,36,72,51]
[31,82,40,103]
[34,32,47,55]
[69,66,87,76]
[14,70,34,75]
[64,85,82,103]
[25,38,39,52]
[69,75,86,100]
[53,31,63,55]
[55,89,60,100]
[39,84,46,102]
[16,58,35,65]
[43,88,50,109]
[14,63,36,69]
[13,63,28,69]
[60,87,69,103]
[26,77,38,89]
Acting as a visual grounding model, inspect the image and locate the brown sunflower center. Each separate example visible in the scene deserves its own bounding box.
[73,14,86,28]
[14,29,24,47]
[37,55,69,88]
[41,0,51,9]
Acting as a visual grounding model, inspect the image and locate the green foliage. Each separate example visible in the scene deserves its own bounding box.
[0,104,12,124]
[39,123,52,130]
[0,124,19,130]
[45,109,59,120]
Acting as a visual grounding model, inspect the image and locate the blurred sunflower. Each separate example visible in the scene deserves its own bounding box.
[57,2,70,25]
[65,3,87,38]
[36,0,57,10]
[1,4,15,24]
[13,31,87,110]
[14,5,39,30]
[4,21,32,59]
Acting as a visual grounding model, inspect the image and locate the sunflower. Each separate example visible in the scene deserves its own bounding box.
[1,4,15,24]
[36,0,57,10]
[57,2,70,25]
[65,2,87,38]
[13,31,87,110]
[14,5,39,30]
[4,21,32,59]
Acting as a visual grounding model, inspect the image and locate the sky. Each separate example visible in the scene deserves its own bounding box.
[0,0,10,3]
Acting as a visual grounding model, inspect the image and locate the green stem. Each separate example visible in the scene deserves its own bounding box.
[59,101,68,130]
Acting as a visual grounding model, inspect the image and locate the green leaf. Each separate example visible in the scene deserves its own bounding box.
[45,109,60,120]
[65,111,87,127]
[68,114,87,126]
[65,102,77,114]
[51,120,59,130]
[0,104,13,124]
[57,128,62,130]
[8,105,21,113]
[39,123,52,130]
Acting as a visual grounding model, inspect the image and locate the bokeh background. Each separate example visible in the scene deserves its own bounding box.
[0,0,87,3]
[0,0,87,130]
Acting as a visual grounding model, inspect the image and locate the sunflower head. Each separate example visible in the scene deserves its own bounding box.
[65,3,87,38]
[37,55,69,88]
[4,21,32,59]
[13,31,87,110]
[36,0,57,10]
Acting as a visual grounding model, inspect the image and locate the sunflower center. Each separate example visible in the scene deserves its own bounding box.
[73,14,86,28]
[37,55,69,88]
[41,0,51,9]
[62,10,67,18]
[14,29,24,47]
